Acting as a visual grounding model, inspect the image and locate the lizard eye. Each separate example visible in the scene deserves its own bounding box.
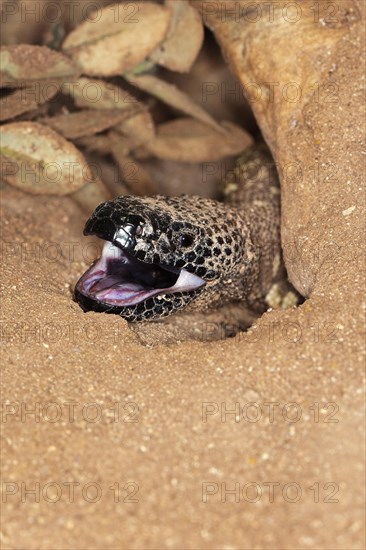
[179,233,194,248]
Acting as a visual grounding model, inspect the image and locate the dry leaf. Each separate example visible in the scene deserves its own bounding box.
[150,0,204,72]
[125,73,223,132]
[62,2,171,77]
[142,118,253,162]
[71,177,112,214]
[109,132,158,195]
[114,153,158,196]
[62,77,141,111]
[0,121,92,195]
[39,109,137,140]
[114,110,155,149]
[0,81,59,121]
[0,45,79,87]
[75,134,112,156]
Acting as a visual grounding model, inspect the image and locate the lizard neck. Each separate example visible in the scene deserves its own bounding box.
[224,145,282,311]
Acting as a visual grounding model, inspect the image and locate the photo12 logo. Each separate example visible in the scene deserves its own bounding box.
[1,2,140,24]
[202,481,340,503]
[1,481,139,504]
[202,401,340,423]
[1,400,140,424]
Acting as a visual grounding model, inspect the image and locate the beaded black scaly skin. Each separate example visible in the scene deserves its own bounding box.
[74,145,282,322]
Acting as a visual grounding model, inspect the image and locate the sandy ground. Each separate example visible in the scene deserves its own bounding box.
[1,1,365,549]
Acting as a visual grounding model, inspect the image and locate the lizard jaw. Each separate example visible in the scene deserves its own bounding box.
[75,241,205,309]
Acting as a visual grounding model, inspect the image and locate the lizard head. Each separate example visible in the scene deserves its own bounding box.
[74,195,249,321]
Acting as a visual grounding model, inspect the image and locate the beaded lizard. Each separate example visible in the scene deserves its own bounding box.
[74,145,295,322]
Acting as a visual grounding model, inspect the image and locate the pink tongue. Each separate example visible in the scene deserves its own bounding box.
[91,267,206,306]
[93,286,148,303]
[90,276,145,296]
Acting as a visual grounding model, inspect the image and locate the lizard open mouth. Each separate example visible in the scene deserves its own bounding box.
[75,241,205,310]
